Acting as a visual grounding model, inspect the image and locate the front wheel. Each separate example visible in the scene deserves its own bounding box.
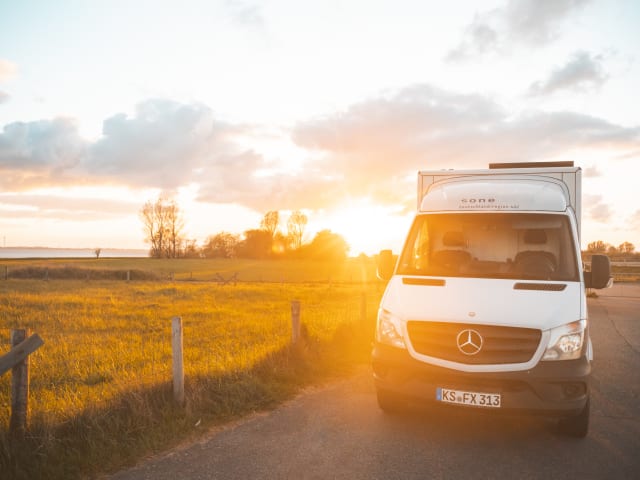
[558,397,590,437]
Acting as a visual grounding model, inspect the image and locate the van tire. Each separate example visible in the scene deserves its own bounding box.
[558,397,590,437]
[376,388,404,413]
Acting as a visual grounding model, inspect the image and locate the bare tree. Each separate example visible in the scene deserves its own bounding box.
[287,210,308,250]
[140,196,185,258]
[165,198,184,258]
[260,210,280,238]
[140,200,161,257]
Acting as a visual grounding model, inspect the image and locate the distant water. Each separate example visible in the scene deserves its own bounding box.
[0,247,148,259]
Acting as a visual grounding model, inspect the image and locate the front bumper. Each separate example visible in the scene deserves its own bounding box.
[372,343,590,417]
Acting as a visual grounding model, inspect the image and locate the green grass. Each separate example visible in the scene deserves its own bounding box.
[0,259,383,479]
[0,256,379,283]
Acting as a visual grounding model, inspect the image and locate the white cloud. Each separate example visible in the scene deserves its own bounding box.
[292,83,639,212]
[584,194,612,223]
[0,117,87,188]
[224,0,266,31]
[294,83,639,168]
[528,51,608,96]
[0,91,9,104]
[447,0,591,61]
[2,87,638,218]
[87,99,253,190]
[584,165,601,177]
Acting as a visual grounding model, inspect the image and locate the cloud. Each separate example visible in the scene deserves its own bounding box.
[584,194,612,223]
[0,90,9,104]
[2,89,638,217]
[292,85,507,204]
[584,165,601,177]
[0,193,136,221]
[447,0,591,61]
[224,0,266,31]
[287,83,640,214]
[0,117,87,188]
[528,51,608,96]
[0,59,17,81]
[292,83,639,181]
[87,99,252,189]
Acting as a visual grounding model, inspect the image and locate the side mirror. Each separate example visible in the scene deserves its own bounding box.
[585,254,612,289]
[377,249,395,281]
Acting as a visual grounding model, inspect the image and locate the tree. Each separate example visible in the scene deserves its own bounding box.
[260,211,280,239]
[202,232,239,258]
[237,229,272,259]
[305,229,350,260]
[140,196,185,258]
[165,199,184,259]
[586,240,608,254]
[94,248,101,259]
[618,241,635,254]
[182,239,200,258]
[287,210,308,250]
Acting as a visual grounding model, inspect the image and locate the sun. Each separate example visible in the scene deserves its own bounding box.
[313,200,412,256]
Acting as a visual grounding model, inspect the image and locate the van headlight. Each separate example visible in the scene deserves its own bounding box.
[376,309,406,349]
[542,320,586,361]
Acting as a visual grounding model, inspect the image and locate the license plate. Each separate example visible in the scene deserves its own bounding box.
[437,387,501,408]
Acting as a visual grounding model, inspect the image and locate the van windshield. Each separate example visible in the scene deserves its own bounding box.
[397,213,579,281]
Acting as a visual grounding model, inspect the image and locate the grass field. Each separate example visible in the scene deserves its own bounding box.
[0,256,380,283]
[0,258,384,480]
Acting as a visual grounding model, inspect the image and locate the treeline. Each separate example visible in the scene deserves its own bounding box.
[583,240,638,260]
[139,197,349,260]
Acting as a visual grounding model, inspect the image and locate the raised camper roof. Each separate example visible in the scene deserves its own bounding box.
[419,176,569,212]
[417,161,581,227]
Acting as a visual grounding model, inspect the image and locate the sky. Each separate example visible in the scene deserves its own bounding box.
[0,0,639,255]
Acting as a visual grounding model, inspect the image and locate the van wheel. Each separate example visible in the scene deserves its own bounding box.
[558,397,590,437]
[376,388,404,413]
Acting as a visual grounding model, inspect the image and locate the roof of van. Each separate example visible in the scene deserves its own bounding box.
[419,176,570,213]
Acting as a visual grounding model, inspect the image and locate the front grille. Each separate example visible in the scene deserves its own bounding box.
[406,321,541,365]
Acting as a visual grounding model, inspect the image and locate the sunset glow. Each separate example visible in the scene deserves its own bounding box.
[1,1,639,254]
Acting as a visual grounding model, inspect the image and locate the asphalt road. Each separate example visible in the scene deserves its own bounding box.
[111,284,640,480]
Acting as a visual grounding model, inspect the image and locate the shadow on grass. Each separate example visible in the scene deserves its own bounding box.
[0,321,373,480]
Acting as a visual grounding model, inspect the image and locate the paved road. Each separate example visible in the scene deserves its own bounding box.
[111,285,640,480]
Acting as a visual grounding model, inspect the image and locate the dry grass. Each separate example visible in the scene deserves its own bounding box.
[0,262,382,479]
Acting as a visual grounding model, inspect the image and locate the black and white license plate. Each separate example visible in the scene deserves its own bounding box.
[437,387,501,408]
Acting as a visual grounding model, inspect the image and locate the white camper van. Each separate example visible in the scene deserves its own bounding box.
[373,162,611,437]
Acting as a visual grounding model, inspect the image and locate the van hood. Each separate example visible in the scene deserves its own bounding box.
[382,276,583,331]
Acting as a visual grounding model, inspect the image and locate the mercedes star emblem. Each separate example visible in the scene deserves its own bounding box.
[456,329,483,355]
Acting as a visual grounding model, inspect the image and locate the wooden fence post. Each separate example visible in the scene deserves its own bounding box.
[10,329,29,438]
[171,317,185,406]
[291,300,301,344]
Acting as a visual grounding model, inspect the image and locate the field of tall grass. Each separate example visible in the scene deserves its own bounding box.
[0,258,383,479]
